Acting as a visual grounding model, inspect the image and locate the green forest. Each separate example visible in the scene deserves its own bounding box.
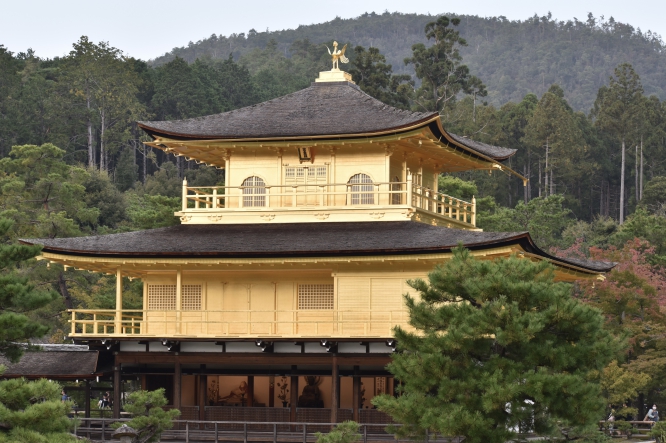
[1,10,666,429]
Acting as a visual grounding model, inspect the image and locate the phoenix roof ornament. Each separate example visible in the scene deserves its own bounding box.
[326,41,348,71]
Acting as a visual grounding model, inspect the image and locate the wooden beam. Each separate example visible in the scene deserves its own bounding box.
[115,353,392,367]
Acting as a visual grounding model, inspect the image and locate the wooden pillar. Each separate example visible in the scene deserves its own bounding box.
[352,366,360,422]
[174,360,182,409]
[198,373,207,421]
[115,267,122,333]
[84,379,91,418]
[331,356,339,424]
[269,376,275,408]
[247,376,254,407]
[290,366,298,422]
[113,362,121,419]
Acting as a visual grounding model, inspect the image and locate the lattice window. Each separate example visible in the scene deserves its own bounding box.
[147,285,176,310]
[147,284,202,310]
[181,284,202,310]
[348,173,374,205]
[298,284,334,310]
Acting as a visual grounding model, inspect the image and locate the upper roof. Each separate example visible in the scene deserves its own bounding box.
[138,82,516,162]
[22,222,614,273]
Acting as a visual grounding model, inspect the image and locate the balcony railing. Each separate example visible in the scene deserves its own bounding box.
[68,309,411,338]
[179,177,476,227]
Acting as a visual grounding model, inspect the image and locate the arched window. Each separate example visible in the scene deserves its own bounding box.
[348,173,374,205]
[242,176,266,207]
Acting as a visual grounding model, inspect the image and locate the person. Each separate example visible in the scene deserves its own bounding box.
[61,390,68,403]
[101,391,110,408]
[645,404,659,422]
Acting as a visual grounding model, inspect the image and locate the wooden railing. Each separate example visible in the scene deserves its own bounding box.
[68,308,410,338]
[73,417,447,443]
[181,176,476,227]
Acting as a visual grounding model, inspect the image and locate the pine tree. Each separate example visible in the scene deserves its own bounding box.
[0,374,77,442]
[0,219,58,362]
[373,247,620,443]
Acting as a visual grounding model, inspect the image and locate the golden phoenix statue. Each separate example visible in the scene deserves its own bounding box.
[326,41,349,71]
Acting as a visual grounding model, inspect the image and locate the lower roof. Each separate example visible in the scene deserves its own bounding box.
[0,348,100,379]
[21,222,614,273]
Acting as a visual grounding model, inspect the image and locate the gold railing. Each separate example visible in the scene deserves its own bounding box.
[68,309,411,338]
[181,177,476,227]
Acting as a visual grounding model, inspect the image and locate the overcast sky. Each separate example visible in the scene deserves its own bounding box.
[1,0,663,61]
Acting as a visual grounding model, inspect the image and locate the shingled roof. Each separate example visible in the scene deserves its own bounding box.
[138,82,516,161]
[22,222,614,273]
[0,347,100,380]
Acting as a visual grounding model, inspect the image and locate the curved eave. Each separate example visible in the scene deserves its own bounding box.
[20,233,612,277]
[141,116,525,182]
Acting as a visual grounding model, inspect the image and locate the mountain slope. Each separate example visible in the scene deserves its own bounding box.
[150,12,666,111]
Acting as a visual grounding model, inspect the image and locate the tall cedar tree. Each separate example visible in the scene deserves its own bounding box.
[373,247,619,443]
[0,219,58,362]
[592,63,644,224]
[405,16,471,114]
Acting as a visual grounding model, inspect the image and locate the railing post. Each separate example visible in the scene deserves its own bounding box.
[374,183,379,205]
[244,422,248,443]
[70,311,76,335]
[363,424,367,443]
[212,188,217,209]
[472,196,477,226]
[186,421,190,443]
[266,186,271,207]
[406,174,413,207]
[273,423,277,443]
[303,424,307,443]
[292,187,297,207]
[448,197,453,218]
[182,178,188,211]
[215,422,219,443]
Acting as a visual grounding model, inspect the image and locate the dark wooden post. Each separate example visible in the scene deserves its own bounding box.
[269,376,275,408]
[198,374,207,421]
[113,362,121,419]
[331,356,339,424]
[247,376,254,407]
[174,359,182,410]
[352,366,360,422]
[84,379,91,418]
[290,366,298,422]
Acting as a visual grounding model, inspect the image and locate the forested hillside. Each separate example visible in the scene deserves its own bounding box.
[151,11,666,111]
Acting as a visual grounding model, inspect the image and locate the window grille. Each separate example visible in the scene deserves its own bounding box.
[348,173,374,205]
[181,285,203,310]
[242,176,266,207]
[147,285,176,310]
[147,284,202,310]
[298,284,334,310]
